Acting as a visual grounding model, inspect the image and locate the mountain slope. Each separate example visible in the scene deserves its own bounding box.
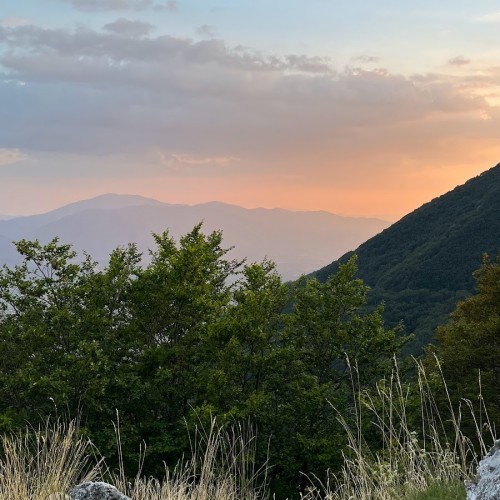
[0,195,389,280]
[0,194,164,240]
[313,163,500,352]
[0,234,19,266]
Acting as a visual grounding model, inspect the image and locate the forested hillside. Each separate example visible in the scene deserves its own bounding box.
[313,163,500,353]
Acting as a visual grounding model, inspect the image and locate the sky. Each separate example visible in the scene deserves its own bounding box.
[1,1,499,220]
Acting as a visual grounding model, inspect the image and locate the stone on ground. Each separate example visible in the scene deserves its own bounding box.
[69,481,131,500]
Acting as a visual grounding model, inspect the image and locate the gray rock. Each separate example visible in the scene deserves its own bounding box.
[466,440,500,500]
[69,481,131,500]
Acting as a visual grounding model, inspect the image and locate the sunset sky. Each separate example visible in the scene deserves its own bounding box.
[1,0,500,220]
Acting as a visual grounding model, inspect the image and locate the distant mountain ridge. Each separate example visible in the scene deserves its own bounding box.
[313,163,500,353]
[0,195,389,280]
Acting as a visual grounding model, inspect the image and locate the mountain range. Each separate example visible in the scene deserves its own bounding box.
[3,163,498,351]
[0,195,389,280]
[313,163,500,353]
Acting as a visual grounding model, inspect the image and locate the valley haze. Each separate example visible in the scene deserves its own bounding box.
[0,194,389,280]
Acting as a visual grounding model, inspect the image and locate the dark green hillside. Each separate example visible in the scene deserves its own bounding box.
[314,163,500,353]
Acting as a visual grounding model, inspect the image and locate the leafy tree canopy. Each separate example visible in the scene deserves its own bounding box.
[0,226,404,496]
[428,255,500,428]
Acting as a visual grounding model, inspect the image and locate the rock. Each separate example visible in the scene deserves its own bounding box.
[466,440,500,500]
[69,481,131,500]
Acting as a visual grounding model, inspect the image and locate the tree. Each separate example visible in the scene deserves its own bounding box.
[431,254,500,428]
[0,230,404,495]
[0,238,95,429]
[290,256,405,386]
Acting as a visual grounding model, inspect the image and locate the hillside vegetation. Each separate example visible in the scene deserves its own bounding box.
[0,169,499,496]
[314,163,500,353]
[0,226,405,497]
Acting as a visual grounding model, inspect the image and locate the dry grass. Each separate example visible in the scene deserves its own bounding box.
[300,356,496,499]
[114,417,269,500]
[0,417,268,500]
[0,420,102,499]
[0,358,494,499]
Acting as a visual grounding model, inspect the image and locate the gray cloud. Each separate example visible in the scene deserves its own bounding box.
[157,152,240,176]
[59,0,177,12]
[352,55,380,64]
[0,17,31,27]
[0,24,330,77]
[0,148,27,166]
[61,0,153,11]
[166,0,178,12]
[285,54,332,74]
[196,24,217,39]
[102,18,154,37]
[0,23,497,182]
[448,56,471,66]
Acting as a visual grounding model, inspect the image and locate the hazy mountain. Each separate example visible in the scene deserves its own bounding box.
[0,234,19,267]
[0,194,165,240]
[0,195,389,280]
[313,163,500,353]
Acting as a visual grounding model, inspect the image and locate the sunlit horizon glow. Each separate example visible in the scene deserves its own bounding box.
[1,1,499,220]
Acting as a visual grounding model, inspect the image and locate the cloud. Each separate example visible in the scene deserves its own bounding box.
[62,0,152,11]
[0,21,498,216]
[0,24,330,75]
[352,55,380,64]
[196,24,217,39]
[162,153,239,166]
[0,17,31,27]
[474,11,500,22]
[0,148,27,166]
[158,152,240,175]
[0,26,490,121]
[448,56,471,66]
[59,0,176,12]
[166,0,178,12]
[285,54,332,74]
[3,78,26,86]
[102,18,154,37]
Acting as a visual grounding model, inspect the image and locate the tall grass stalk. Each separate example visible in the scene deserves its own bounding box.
[301,355,496,499]
[0,420,102,499]
[0,358,494,499]
[114,417,269,500]
[0,417,268,500]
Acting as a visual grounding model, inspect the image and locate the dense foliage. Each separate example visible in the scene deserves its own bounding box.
[314,163,500,354]
[426,254,500,432]
[0,225,405,497]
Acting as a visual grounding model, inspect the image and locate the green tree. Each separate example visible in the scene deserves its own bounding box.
[276,256,406,491]
[0,231,404,496]
[0,238,146,456]
[430,254,500,429]
[291,256,405,386]
[0,238,95,428]
[122,225,244,471]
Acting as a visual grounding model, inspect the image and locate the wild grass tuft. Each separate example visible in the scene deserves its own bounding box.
[114,417,269,500]
[0,417,267,500]
[0,358,494,499]
[0,420,102,499]
[300,356,495,499]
